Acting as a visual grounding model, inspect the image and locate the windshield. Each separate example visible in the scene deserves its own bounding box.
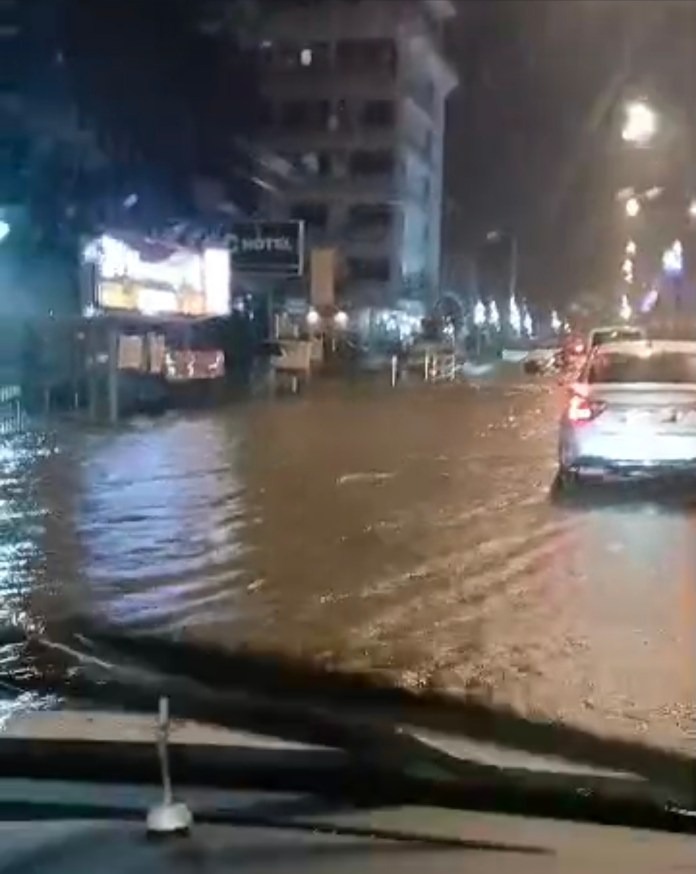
[591,329,645,348]
[4,0,694,807]
[588,351,696,384]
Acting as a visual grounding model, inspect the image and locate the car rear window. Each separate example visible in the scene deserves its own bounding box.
[587,351,696,384]
[590,329,644,347]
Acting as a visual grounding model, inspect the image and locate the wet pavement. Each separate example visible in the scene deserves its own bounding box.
[0,371,694,752]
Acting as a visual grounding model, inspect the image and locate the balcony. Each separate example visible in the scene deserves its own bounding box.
[342,237,392,261]
[260,125,396,153]
[263,67,396,99]
[286,172,396,201]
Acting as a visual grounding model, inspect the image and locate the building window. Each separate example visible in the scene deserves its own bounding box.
[362,100,395,128]
[280,100,330,130]
[336,39,396,73]
[347,204,392,237]
[282,101,309,129]
[348,204,392,224]
[329,99,354,132]
[348,257,391,282]
[290,151,331,177]
[349,150,394,176]
[300,42,331,69]
[275,44,302,70]
[291,203,329,231]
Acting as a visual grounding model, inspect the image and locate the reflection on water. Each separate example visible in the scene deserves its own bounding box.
[77,415,253,634]
[0,382,693,754]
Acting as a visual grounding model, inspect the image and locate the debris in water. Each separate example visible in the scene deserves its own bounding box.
[337,472,395,485]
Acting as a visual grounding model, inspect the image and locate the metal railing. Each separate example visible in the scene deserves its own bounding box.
[391,350,458,386]
[424,351,457,382]
[0,385,24,435]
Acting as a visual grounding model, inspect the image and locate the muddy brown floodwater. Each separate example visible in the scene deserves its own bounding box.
[1,373,694,752]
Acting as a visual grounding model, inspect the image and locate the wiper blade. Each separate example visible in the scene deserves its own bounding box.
[24,632,472,786]
[23,628,696,812]
[77,631,695,780]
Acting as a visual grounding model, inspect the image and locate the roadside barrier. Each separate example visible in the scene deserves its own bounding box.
[0,385,24,435]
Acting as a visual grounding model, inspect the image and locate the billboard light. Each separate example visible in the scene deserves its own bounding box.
[83,233,230,317]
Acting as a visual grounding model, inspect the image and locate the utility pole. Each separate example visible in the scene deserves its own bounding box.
[508,234,518,304]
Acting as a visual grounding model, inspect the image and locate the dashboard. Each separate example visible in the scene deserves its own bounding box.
[0,780,693,873]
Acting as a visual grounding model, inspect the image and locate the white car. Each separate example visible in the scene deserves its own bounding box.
[558,339,696,484]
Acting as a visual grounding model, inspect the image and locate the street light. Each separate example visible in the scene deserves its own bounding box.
[662,240,683,276]
[0,220,9,243]
[509,296,521,334]
[619,294,632,321]
[488,300,500,329]
[688,200,696,219]
[621,100,657,146]
[625,196,641,217]
[522,310,533,337]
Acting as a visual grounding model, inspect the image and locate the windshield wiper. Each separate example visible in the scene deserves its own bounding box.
[66,629,694,789]
[7,627,694,833]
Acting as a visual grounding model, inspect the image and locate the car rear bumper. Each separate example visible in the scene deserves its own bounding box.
[560,427,696,477]
[566,456,696,480]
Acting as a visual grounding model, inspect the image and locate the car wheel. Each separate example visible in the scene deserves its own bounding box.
[557,465,580,488]
[551,464,582,502]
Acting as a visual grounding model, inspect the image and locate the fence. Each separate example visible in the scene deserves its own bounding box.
[0,385,24,435]
[424,351,457,382]
[391,350,458,386]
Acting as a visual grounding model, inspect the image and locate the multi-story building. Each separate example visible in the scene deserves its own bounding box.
[251,0,458,312]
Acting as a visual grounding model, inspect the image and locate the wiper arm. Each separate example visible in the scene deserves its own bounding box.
[26,632,472,786]
[1,630,693,835]
[24,628,696,813]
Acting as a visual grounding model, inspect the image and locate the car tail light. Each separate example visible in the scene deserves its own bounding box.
[567,393,605,423]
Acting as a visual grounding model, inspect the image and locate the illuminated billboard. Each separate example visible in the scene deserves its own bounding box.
[82,233,230,318]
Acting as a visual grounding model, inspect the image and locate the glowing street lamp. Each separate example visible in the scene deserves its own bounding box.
[488,300,500,329]
[551,310,561,332]
[625,239,637,257]
[509,296,521,334]
[473,300,486,327]
[619,294,632,321]
[621,100,657,146]
[625,196,641,218]
[689,200,696,219]
[523,310,533,337]
[662,240,683,276]
[0,220,9,243]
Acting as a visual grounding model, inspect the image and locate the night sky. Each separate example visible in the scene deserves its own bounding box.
[445,1,696,309]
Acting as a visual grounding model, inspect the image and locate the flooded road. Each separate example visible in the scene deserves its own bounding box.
[1,373,694,752]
